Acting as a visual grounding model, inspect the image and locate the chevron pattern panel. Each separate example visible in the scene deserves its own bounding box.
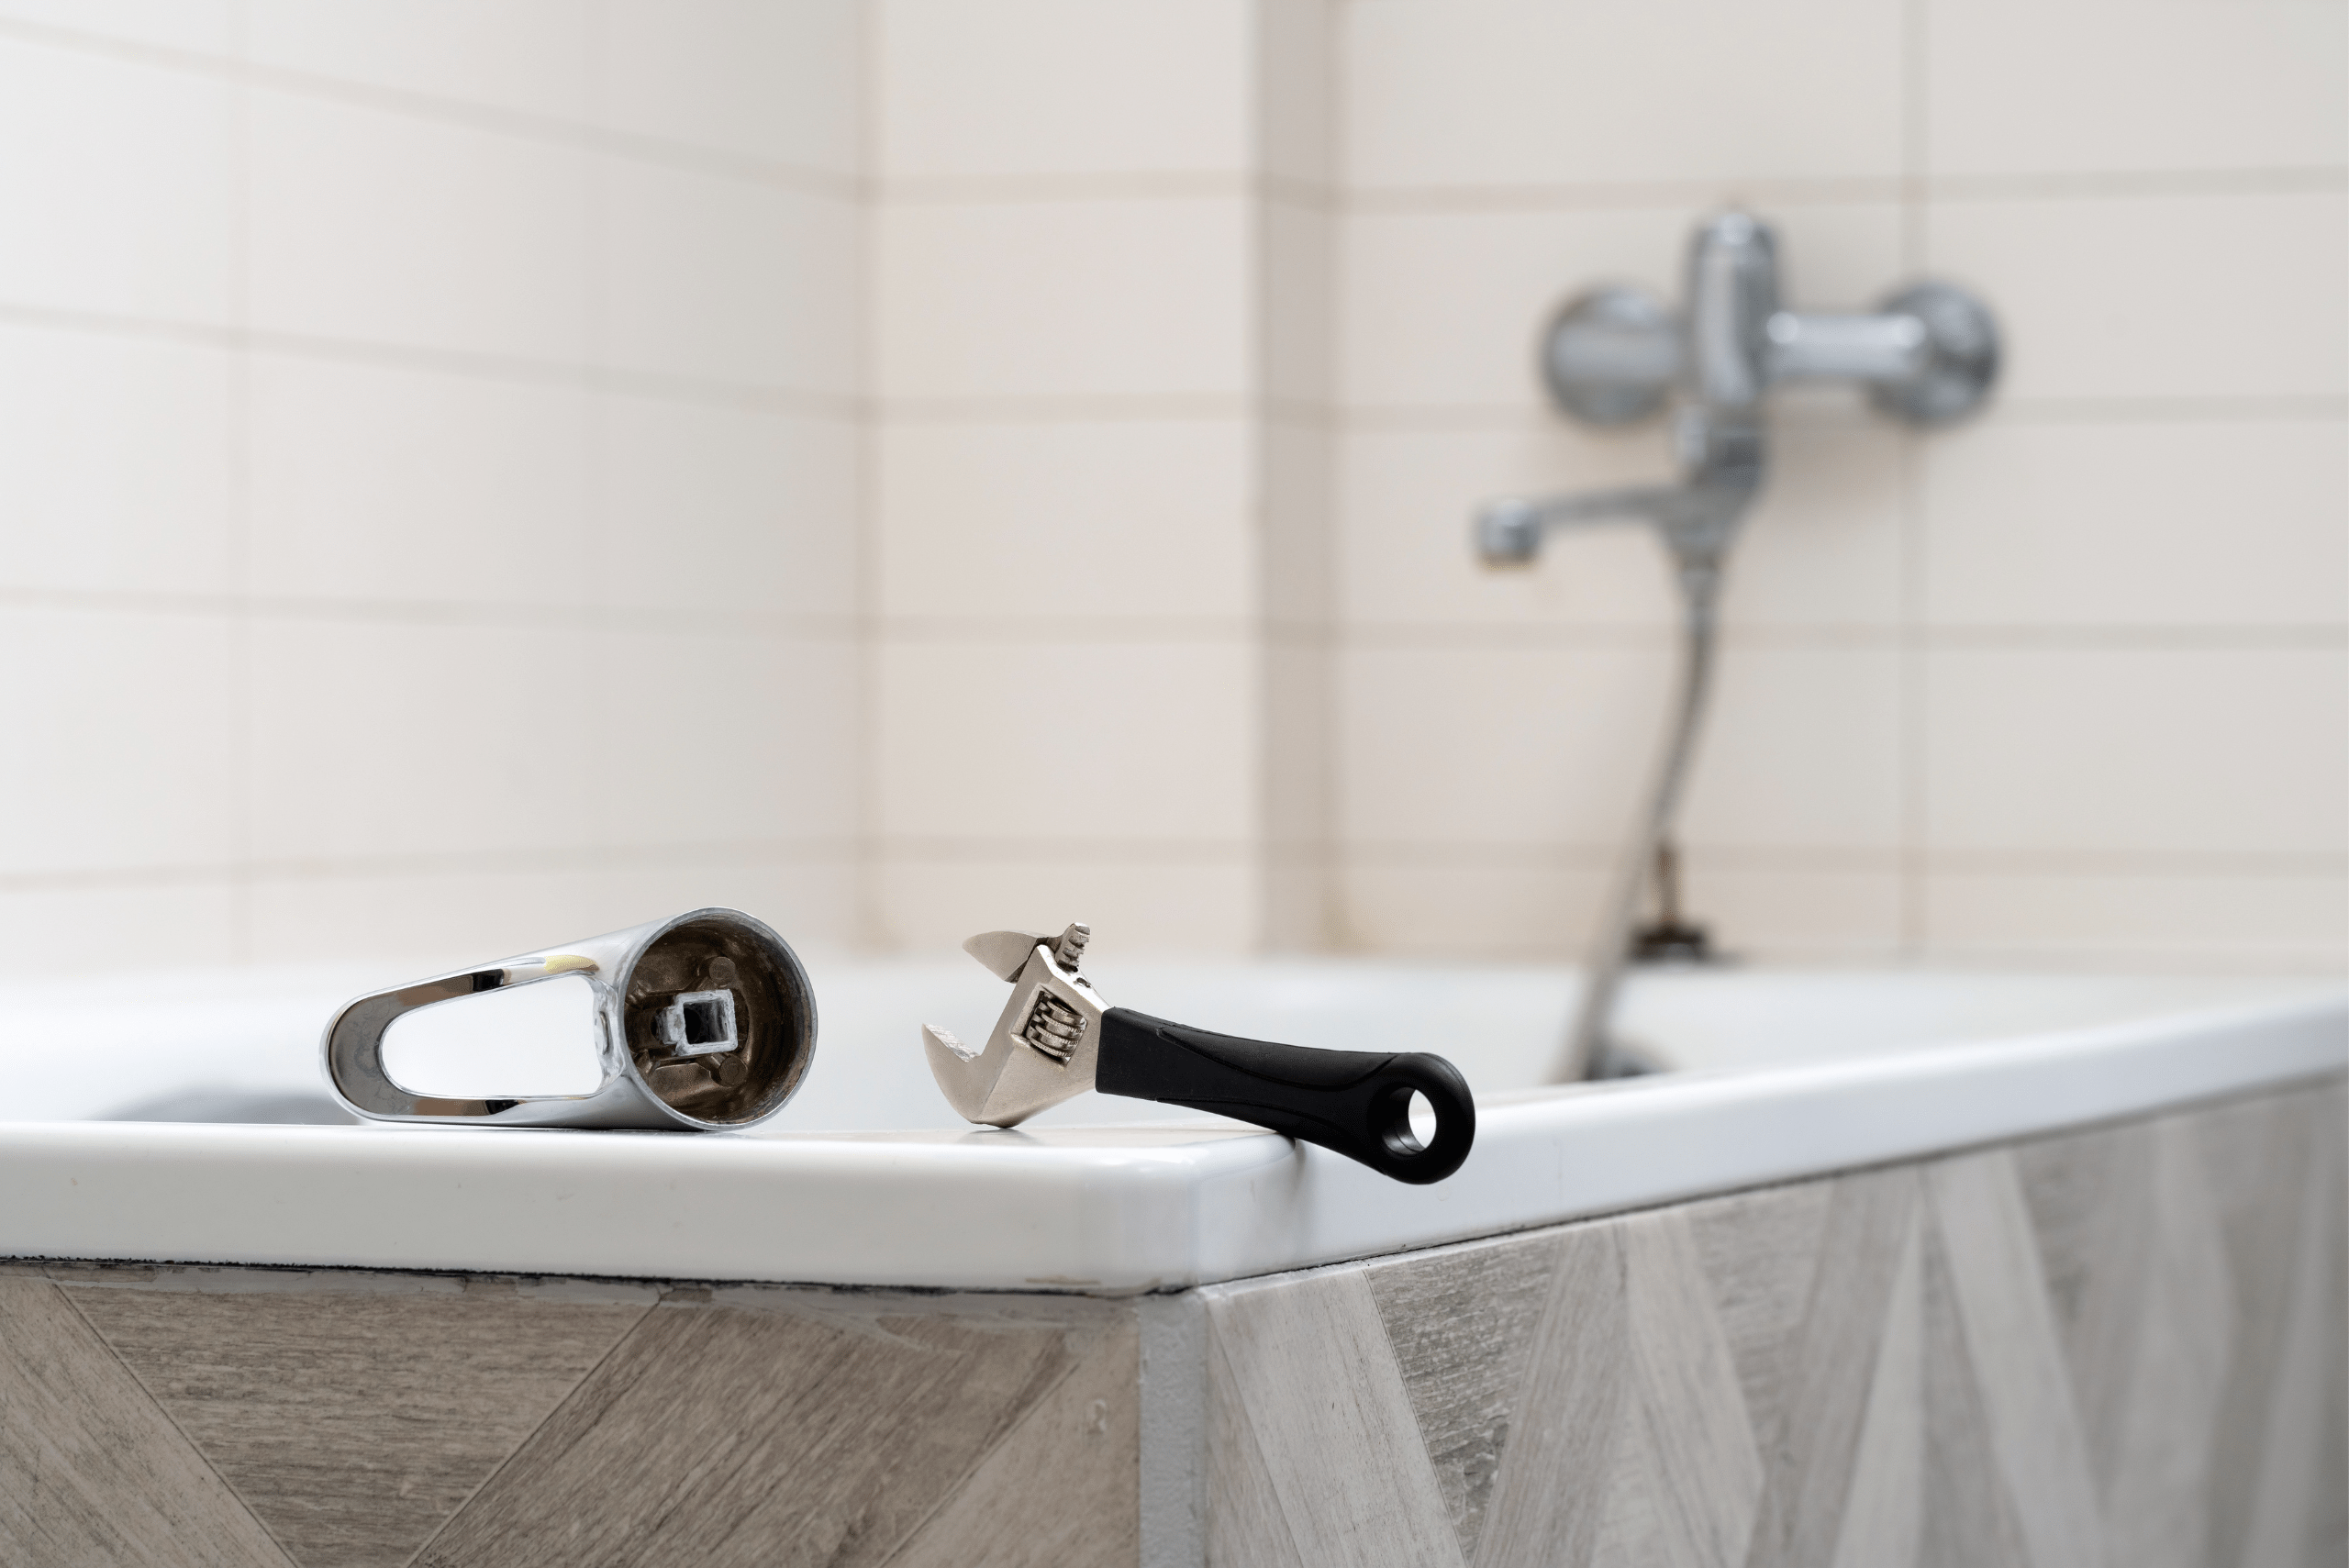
[1,1080,2340,1567]
[0,1273,1139,1568]
[1202,1080,2348,1568]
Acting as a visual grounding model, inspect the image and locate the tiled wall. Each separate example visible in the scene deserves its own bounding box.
[0,3,864,973]
[1322,0,2348,968]
[867,0,1334,954]
[2,1,2341,975]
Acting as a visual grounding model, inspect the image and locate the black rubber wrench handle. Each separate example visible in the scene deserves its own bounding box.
[1096,1007,1475,1184]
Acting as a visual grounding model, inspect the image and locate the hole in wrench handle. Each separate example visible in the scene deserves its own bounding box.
[1095,1008,1475,1184]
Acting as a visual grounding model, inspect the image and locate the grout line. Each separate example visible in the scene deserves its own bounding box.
[856,0,885,952]
[0,15,858,200]
[1330,623,2349,652]
[874,393,1262,425]
[0,300,861,420]
[1327,395,2349,432]
[1331,843,2349,879]
[0,584,862,638]
[0,840,861,896]
[226,0,253,965]
[1898,0,1930,958]
[879,169,1335,209]
[1338,165,2345,215]
[6,841,2340,897]
[44,1275,306,1568]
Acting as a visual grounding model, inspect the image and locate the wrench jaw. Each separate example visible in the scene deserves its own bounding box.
[922,934,1108,1128]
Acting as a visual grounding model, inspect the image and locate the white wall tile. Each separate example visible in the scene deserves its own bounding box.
[0,39,235,323]
[1719,419,1908,633]
[583,852,862,947]
[246,354,592,608]
[877,0,1252,181]
[0,0,235,54]
[246,853,861,969]
[0,323,235,595]
[600,162,859,392]
[1678,862,1904,961]
[247,89,591,362]
[0,607,235,875]
[245,620,599,863]
[0,881,239,978]
[598,398,858,620]
[245,0,593,123]
[877,418,1255,622]
[1336,855,1609,958]
[1681,644,1903,852]
[878,639,1258,842]
[1923,869,2348,971]
[1336,642,1671,850]
[595,628,859,850]
[1925,192,2349,404]
[1928,0,2349,179]
[1342,0,1904,192]
[1924,647,2348,859]
[876,197,1252,402]
[1923,417,2349,629]
[876,854,1259,955]
[1340,204,1903,412]
[603,0,863,172]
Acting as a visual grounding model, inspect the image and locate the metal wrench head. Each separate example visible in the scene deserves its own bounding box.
[921,924,1107,1128]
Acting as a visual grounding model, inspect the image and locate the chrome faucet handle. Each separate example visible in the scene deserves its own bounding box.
[1540,232,1998,430]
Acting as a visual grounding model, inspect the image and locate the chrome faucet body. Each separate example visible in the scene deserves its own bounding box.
[1475,212,1997,1084]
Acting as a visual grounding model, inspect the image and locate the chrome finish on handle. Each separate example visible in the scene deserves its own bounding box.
[321,906,817,1131]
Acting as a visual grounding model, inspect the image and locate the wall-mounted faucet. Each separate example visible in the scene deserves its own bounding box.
[1475,212,1998,1084]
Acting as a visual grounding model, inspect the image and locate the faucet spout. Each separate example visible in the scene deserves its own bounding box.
[1472,209,1999,1082]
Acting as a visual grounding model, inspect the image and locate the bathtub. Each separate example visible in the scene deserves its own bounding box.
[1,957,2339,1290]
[6,957,2343,1566]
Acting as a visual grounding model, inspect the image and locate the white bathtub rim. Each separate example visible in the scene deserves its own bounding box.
[1,988,2341,1291]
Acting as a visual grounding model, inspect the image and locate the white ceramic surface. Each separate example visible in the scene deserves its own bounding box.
[0,960,2341,1290]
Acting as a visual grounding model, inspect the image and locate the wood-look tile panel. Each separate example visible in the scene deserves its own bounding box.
[417,1293,1104,1568]
[2099,1120,2234,1568]
[884,1323,1141,1568]
[2237,1110,2344,1568]
[1828,1207,1923,1568]
[1927,1151,2104,1568]
[61,1274,651,1568]
[2195,1087,2326,1568]
[1685,1181,1833,1451]
[1744,1167,1918,1568]
[1364,1230,1558,1562]
[1204,1266,1463,1568]
[1622,1211,1763,1568]
[1915,1218,2030,1568]
[0,1274,294,1568]
[1206,1318,1308,1568]
[1475,1220,1630,1568]
[2013,1118,2162,1495]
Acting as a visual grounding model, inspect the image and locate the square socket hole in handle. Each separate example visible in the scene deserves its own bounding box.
[658,989,738,1057]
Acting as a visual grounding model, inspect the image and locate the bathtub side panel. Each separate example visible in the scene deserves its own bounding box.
[1197,1078,2348,1568]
